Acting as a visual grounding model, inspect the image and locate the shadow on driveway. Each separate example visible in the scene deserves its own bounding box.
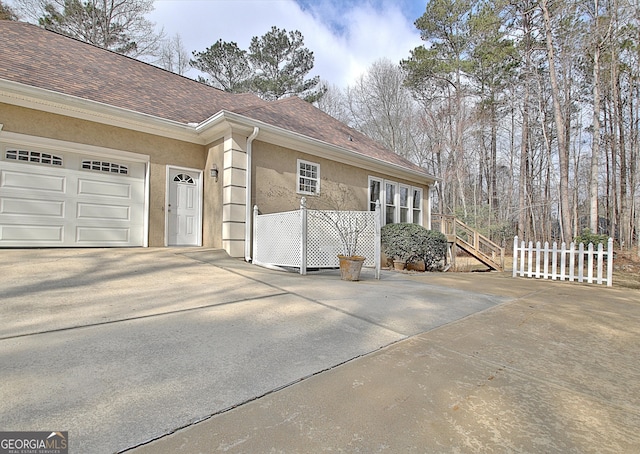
[2,248,638,453]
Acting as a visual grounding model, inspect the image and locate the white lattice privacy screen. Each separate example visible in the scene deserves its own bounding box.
[253,210,302,267]
[253,200,381,278]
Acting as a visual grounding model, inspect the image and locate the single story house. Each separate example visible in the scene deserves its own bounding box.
[0,21,438,259]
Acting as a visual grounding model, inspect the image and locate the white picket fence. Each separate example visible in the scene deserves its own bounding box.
[512,236,614,287]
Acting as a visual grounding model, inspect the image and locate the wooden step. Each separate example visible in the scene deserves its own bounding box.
[433,214,505,272]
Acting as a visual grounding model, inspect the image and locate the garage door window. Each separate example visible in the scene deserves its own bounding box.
[82,160,128,175]
[6,149,62,166]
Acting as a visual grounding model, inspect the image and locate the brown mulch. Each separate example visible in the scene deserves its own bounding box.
[613,250,640,289]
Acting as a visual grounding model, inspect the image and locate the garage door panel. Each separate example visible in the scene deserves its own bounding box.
[76,226,130,243]
[0,224,64,243]
[77,202,130,221]
[1,197,65,218]
[1,169,66,192]
[78,177,132,199]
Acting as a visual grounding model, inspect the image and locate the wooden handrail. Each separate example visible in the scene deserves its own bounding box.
[432,214,505,271]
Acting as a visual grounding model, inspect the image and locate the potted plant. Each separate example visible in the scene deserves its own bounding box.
[381,223,448,272]
[381,223,416,271]
[302,183,372,281]
[317,210,368,281]
[305,196,368,281]
[335,215,368,281]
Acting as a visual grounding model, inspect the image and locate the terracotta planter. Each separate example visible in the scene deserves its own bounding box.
[393,260,406,271]
[338,255,365,281]
[407,260,426,272]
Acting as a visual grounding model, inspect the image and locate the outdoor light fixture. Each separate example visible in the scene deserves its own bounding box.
[210,164,219,182]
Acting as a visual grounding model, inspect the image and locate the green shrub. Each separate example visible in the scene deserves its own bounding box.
[381,223,448,271]
[574,228,609,246]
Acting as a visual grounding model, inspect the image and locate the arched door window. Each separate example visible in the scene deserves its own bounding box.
[173,174,194,184]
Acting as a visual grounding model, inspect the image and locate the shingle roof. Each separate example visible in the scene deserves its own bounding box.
[0,21,432,178]
[238,96,427,172]
[0,21,265,123]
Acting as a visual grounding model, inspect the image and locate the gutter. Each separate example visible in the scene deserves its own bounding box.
[244,126,260,262]
[212,111,440,184]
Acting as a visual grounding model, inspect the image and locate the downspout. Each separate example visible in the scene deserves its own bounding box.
[245,126,260,262]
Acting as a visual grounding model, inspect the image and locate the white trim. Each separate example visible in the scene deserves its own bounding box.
[0,79,200,144]
[0,130,149,163]
[218,110,438,185]
[164,165,203,247]
[384,180,399,224]
[245,127,260,262]
[368,176,383,212]
[368,177,425,227]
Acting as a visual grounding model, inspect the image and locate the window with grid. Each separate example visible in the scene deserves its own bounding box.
[82,160,128,175]
[297,159,320,195]
[6,149,63,166]
[369,176,424,227]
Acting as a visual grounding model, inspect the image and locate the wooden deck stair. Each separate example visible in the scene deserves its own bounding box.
[432,215,505,272]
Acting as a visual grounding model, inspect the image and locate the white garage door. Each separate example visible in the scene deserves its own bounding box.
[0,146,146,247]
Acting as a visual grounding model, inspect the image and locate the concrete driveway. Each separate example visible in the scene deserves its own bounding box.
[1,248,504,453]
[1,248,639,453]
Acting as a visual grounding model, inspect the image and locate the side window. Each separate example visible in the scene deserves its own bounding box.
[399,185,410,223]
[369,177,382,212]
[385,181,398,225]
[297,159,320,195]
[412,187,423,224]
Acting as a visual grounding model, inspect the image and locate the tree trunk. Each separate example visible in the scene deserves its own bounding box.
[518,3,533,241]
[590,40,601,233]
[541,0,572,242]
[518,79,531,240]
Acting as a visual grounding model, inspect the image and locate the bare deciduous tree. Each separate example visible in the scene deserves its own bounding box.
[156,33,189,75]
[13,0,164,58]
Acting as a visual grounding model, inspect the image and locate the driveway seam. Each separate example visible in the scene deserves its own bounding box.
[182,253,410,337]
[0,292,288,341]
[120,335,407,453]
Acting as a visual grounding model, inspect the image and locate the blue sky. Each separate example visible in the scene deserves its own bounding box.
[149,0,427,88]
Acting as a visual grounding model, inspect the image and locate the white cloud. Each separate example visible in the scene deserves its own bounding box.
[152,0,424,88]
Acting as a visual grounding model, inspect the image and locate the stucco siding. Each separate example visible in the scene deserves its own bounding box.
[252,141,431,224]
[252,141,366,214]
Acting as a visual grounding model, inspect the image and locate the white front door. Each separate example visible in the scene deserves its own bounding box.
[167,167,201,246]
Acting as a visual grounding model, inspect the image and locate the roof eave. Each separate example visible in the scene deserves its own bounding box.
[209,110,439,185]
[0,79,438,185]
